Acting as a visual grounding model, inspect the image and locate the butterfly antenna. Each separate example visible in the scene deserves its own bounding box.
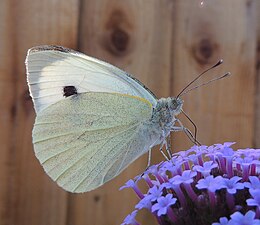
[176,59,223,98]
[179,72,231,97]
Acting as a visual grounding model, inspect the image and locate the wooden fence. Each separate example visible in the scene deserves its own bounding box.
[0,0,259,224]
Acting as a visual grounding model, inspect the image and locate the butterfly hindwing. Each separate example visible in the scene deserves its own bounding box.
[32,92,153,192]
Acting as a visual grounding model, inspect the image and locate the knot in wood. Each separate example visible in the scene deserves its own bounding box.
[93,195,100,202]
[23,89,34,114]
[111,27,129,53]
[103,9,133,56]
[193,38,218,65]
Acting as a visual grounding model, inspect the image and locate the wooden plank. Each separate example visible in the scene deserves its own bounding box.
[171,0,257,150]
[0,1,16,225]
[67,0,174,225]
[254,0,260,147]
[0,1,80,225]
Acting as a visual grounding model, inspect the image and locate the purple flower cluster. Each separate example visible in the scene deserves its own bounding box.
[120,143,260,225]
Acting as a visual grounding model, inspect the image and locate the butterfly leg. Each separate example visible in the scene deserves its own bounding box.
[159,140,170,161]
[146,148,152,168]
[165,135,173,158]
[138,148,154,179]
[180,122,201,145]
[170,125,196,143]
[171,119,201,145]
[142,136,169,176]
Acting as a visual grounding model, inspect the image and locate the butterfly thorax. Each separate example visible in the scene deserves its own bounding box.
[151,97,183,134]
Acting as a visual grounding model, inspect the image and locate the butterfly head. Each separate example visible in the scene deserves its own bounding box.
[151,97,183,133]
[168,97,183,116]
[153,97,183,117]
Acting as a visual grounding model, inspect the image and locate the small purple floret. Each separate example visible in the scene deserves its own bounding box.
[229,210,260,225]
[121,210,140,225]
[222,176,244,194]
[151,193,177,221]
[247,189,260,207]
[147,186,162,201]
[120,179,144,199]
[193,161,218,177]
[245,176,260,191]
[212,217,230,225]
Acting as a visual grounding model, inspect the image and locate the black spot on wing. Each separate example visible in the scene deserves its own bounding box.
[63,86,78,97]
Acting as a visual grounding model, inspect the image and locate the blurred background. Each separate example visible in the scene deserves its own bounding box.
[0,0,259,224]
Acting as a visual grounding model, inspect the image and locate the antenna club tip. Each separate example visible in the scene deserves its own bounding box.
[226,72,231,76]
[213,59,224,68]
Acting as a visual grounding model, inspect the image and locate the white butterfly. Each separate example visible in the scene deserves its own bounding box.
[26,45,227,193]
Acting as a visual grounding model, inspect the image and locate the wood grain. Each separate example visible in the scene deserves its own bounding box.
[171,0,257,150]
[255,0,260,148]
[0,2,16,225]
[69,1,174,225]
[0,1,80,225]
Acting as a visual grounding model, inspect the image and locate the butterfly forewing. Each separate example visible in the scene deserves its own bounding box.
[26,45,157,113]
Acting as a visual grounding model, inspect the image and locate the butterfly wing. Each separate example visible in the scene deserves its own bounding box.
[33,92,153,193]
[26,45,157,113]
